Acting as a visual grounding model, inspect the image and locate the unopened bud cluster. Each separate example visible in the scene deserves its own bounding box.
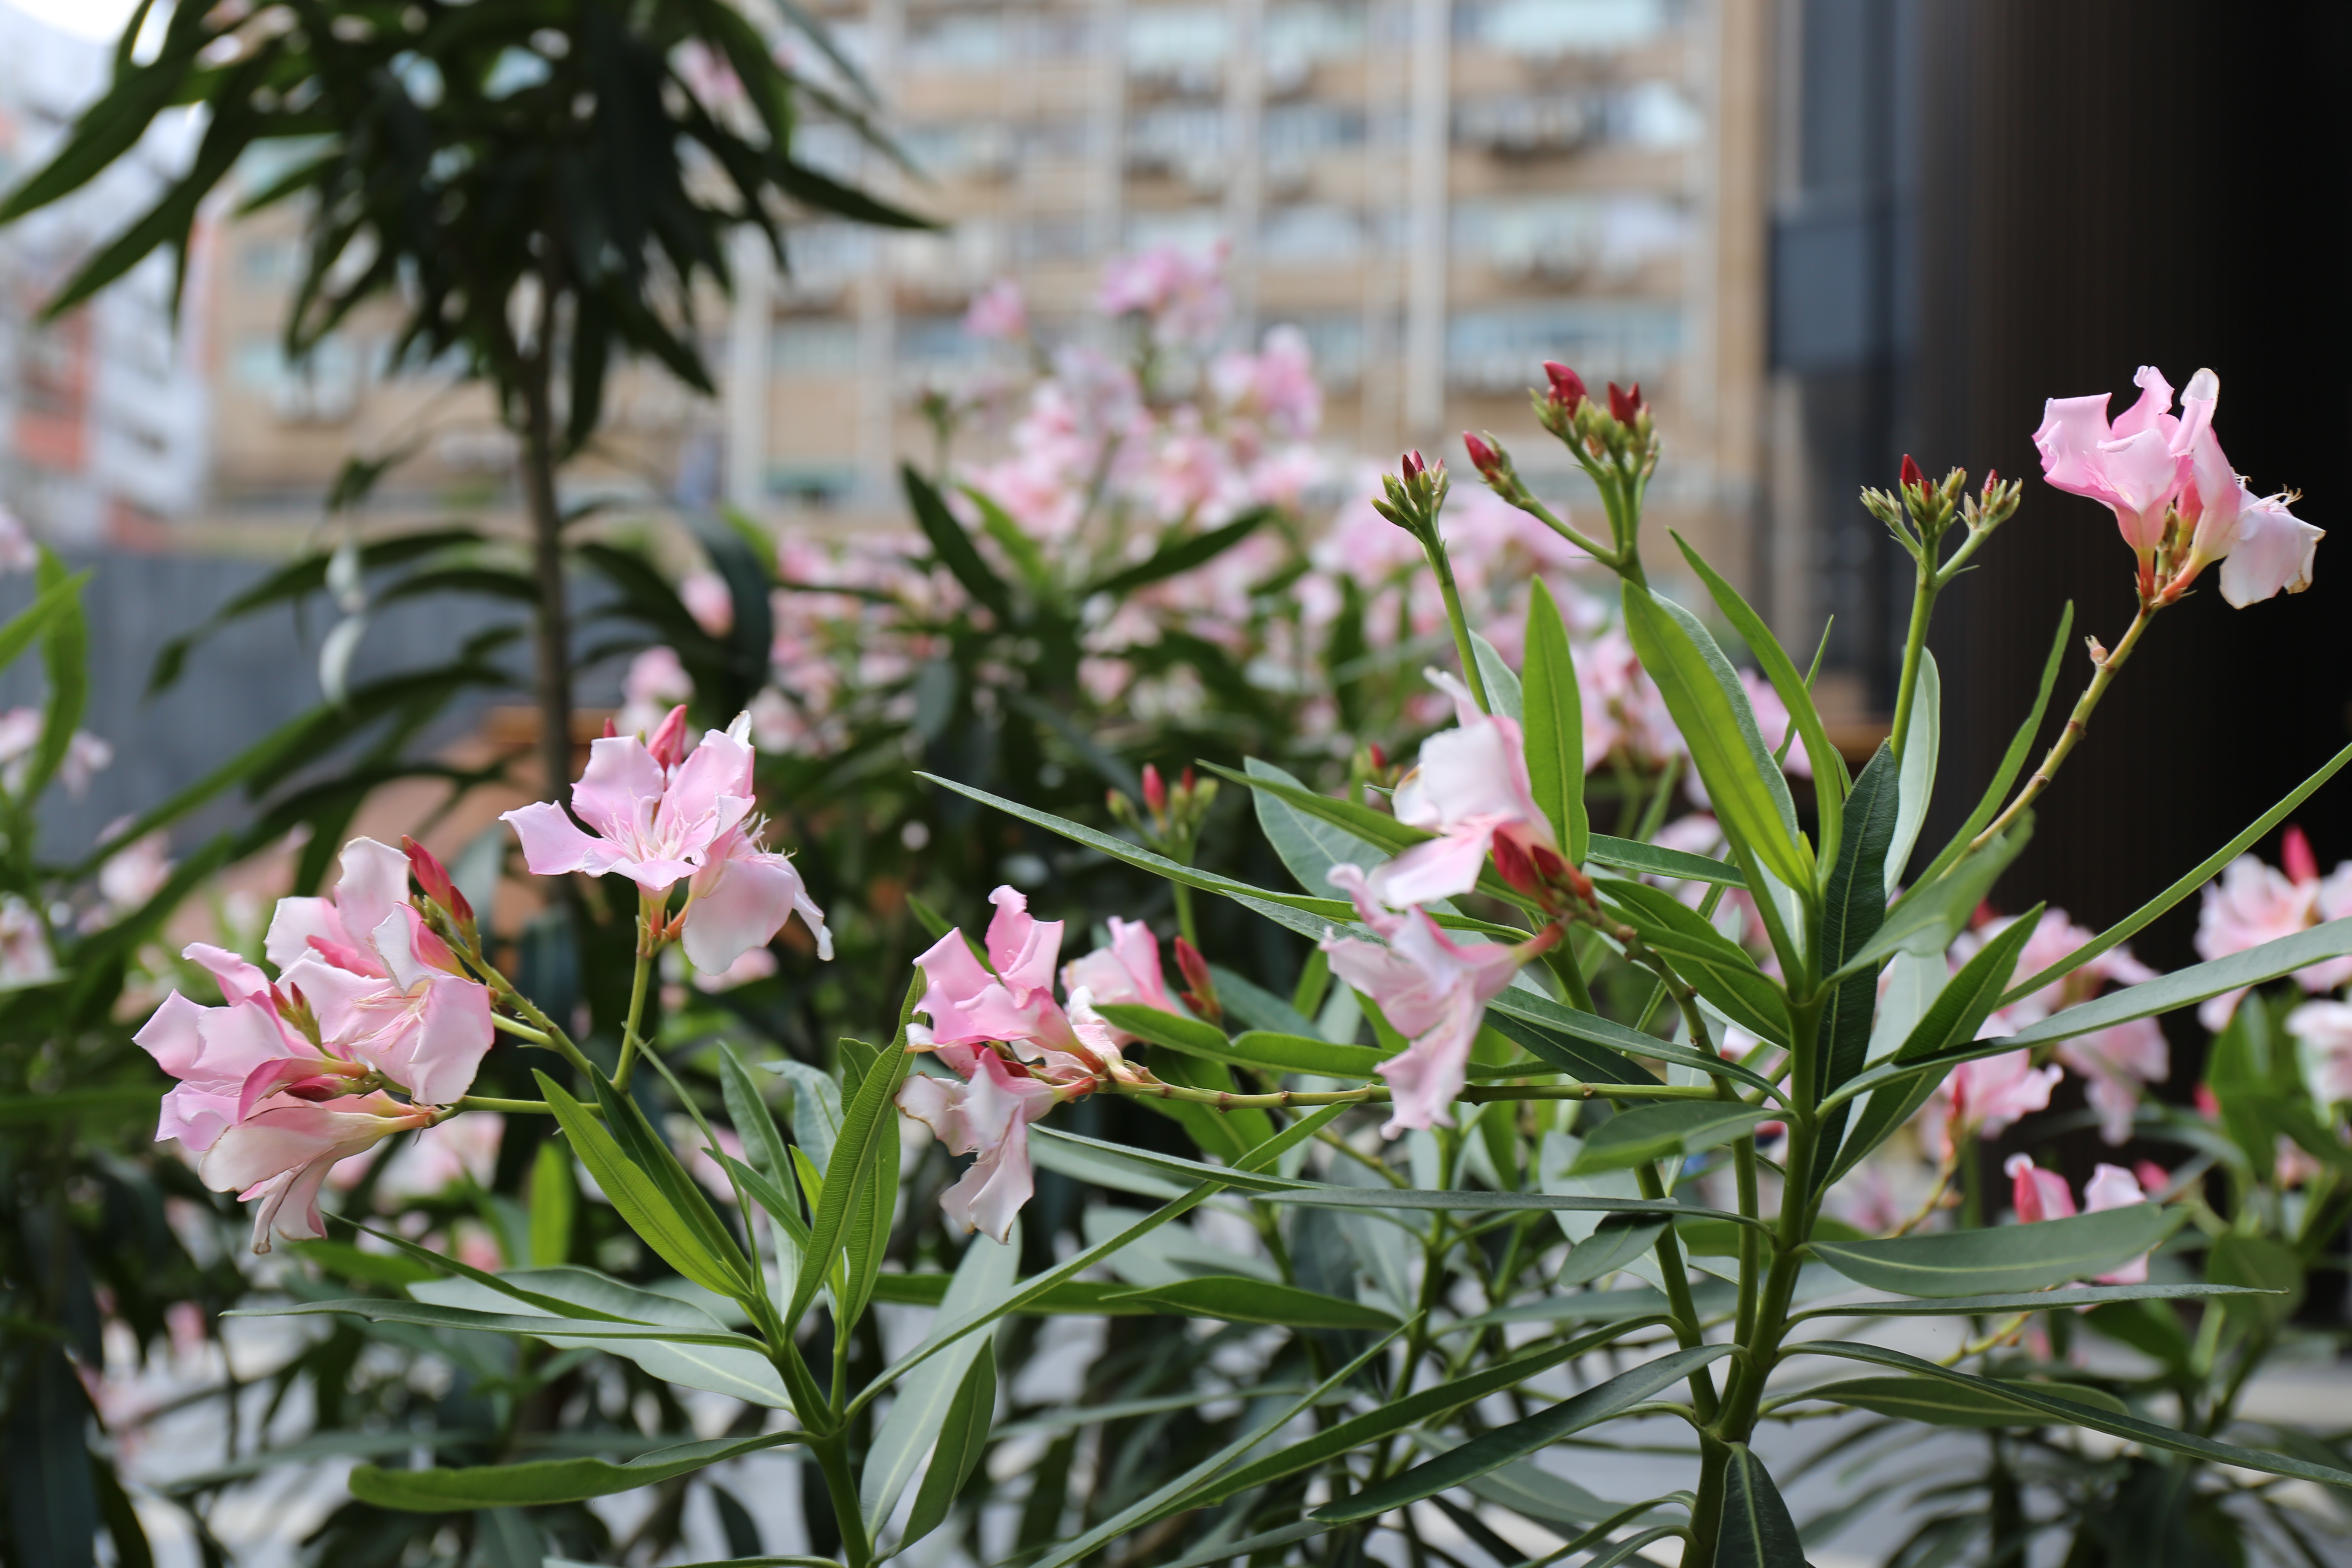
[1369,450,1451,542]
[1109,762,1219,862]
[1862,456,2021,573]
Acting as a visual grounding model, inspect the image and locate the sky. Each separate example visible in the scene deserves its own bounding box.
[11,0,141,43]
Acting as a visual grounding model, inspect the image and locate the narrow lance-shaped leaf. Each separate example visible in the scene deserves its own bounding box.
[1810,741,1901,1184]
[534,1072,745,1297]
[349,1432,809,1511]
[1789,1341,2352,1489]
[1714,1444,1808,1568]
[1885,650,1940,895]
[1619,582,1812,891]
[1811,1204,2181,1297]
[1314,1344,1740,1522]
[1907,602,2073,893]
[1470,630,1524,721]
[785,993,914,1332]
[897,1338,998,1550]
[861,1222,1018,1531]
[1520,576,1589,864]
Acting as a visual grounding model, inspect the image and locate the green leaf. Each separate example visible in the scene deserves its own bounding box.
[1826,820,2032,986]
[1027,1128,1314,1196]
[868,1272,1156,1317]
[1104,1276,1398,1329]
[348,1431,807,1510]
[720,1046,793,1189]
[20,548,89,803]
[1093,1003,1386,1079]
[0,569,89,679]
[1598,877,1792,1046]
[1470,630,1523,721]
[1521,577,1589,863]
[2208,1231,2303,1335]
[1713,1444,1807,1568]
[1790,1283,2272,1321]
[1314,1344,1740,1522]
[1822,906,2041,1183]
[786,984,914,1332]
[897,1338,996,1550]
[1908,602,2073,894]
[959,482,1056,597]
[902,463,1015,623]
[1587,834,1744,887]
[1810,741,1901,1180]
[919,774,1525,943]
[527,1140,575,1269]
[1999,740,2352,1010]
[1487,987,1783,1099]
[291,1239,439,1289]
[1620,583,1811,890]
[534,1073,745,1297]
[1795,1376,2130,1428]
[1196,1322,1656,1504]
[1886,651,1939,895]
[861,1226,1017,1531]
[1568,1103,1776,1173]
[1448,1281,1741,1335]
[1675,533,1847,860]
[1811,1204,2180,1296]
[1243,756,1409,903]
[1085,509,1269,597]
[1788,1341,2352,1489]
[767,1059,844,1174]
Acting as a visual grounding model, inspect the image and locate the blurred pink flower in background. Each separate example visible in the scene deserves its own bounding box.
[964,278,1028,340]
[618,646,694,738]
[2004,1154,2150,1282]
[1099,242,1230,346]
[377,1112,503,1201]
[679,570,735,636]
[1925,1050,2061,1162]
[2195,827,2352,1027]
[0,505,36,573]
[1953,908,2163,1143]
[2286,1000,2352,1106]
[0,705,112,796]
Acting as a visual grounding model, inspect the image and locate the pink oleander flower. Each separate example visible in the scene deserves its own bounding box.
[1320,864,1546,1136]
[202,1092,433,1253]
[964,279,1029,341]
[1925,1050,2062,1162]
[2286,999,2352,1107]
[503,714,832,969]
[2171,373,2324,605]
[1954,908,2163,1145]
[1099,242,1230,347]
[618,646,694,738]
[680,571,735,637]
[0,706,111,796]
[1374,671,1565,908]
[912,886,1081,1059]
[86,827,174,930]
[897,1050,1066,1243]
[1061,917,1177,1039]
[0,505,35,573]
[2194,827,2352,1028]
[268,839,495,1108]
[136,943,356,1152]
[2034,365,2196,555]
[377,1112,504,1201]
[2004,1155,2150,1283]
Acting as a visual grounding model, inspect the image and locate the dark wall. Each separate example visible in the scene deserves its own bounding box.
[1897,1,2352,968]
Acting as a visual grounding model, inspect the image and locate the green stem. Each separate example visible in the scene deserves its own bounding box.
[1423,534,1492,715]
[1971,599,2159,851]
[1540,941,1596,1014]
[612,891,663,1091]
[1103,1078,1718,1110]
[490,1014,551,1044]
[812,1434,872,1568]
[1888,569,1938,763]
[1637,1164,1722,1424]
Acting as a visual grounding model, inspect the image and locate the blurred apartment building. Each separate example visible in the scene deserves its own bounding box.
[189,0,1771,574]
[0,5,210,546]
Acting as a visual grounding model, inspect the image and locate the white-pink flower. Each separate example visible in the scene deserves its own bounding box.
[2004,1155,2150,1283]
[1954,908,2163,1145]
[136,944,354,1152]
[2194,827,2352,1028]
[202,1092,432,1252]
[502,716,831,969]
[2286,999,2352,1108]
[2034,365,2196,555]
[680,571,735,636]
[1061,917,1177,1039]
[268,839,495,1109]
[1373,671,1562,909]
[1321,864,1534,1136]
[1924,1050,2062,1162]
[897,1052,1064,1243]
[912,886,1079,1060]
[964,279,1028,341]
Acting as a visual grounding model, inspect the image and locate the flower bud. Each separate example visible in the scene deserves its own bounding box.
[1141,762,1167,818]
[648,704,690,771]
[1490,833,1543,899]
[1607,381,1644,424]
[1367,742,1387,772]
[1462,431,1498,476]
[1900,454,1924,491]
[1541,361,1588,413]
[2285,824,2319,885]
[1173,936,1221,1023]
[403,834,476,943]
[1401,450,1425,482]
[1180,764,1196,797]
[600,716,619,740]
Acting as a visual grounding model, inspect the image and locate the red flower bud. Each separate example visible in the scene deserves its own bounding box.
[1463,431,1499,476]
[1367,742,1387,772]
[600,716,619,739]
[1401,450,1425,482]
[1141,762,1167,817]
[648,704,690,771]
[403,835,456,906]
[1173,936,1221,1022]
[1982,469,1999,495]
[1542,361,1587,412]
[1180,765,1196,796]
[2194,1084,2221,1120]
[1900,453,1924,490]
[2285,824,2320,885]
[1490,834,1542,898]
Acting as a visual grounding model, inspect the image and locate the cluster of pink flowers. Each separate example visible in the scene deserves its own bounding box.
[2035,365,2321,605]
[2195,826,2352,1030]
[2005,1155,2152,1282]
[503,709,832,971]
[135,839,493,1252]
[897,888,1174,1241]
[138,707,833,1252]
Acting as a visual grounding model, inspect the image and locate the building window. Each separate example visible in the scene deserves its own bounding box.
[906,13,1007,70]
[1454,0,1672,58]
[1127,105,1224,184]
[1446,303,1681,392]
[1274,312,1365,388]
[1127,6,1227,91]
[1124,207,1225,255]
[773,319,862,377]
[1016,214,1091,263]
[1261,205,1366,266]
[1452,194,1688,283]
